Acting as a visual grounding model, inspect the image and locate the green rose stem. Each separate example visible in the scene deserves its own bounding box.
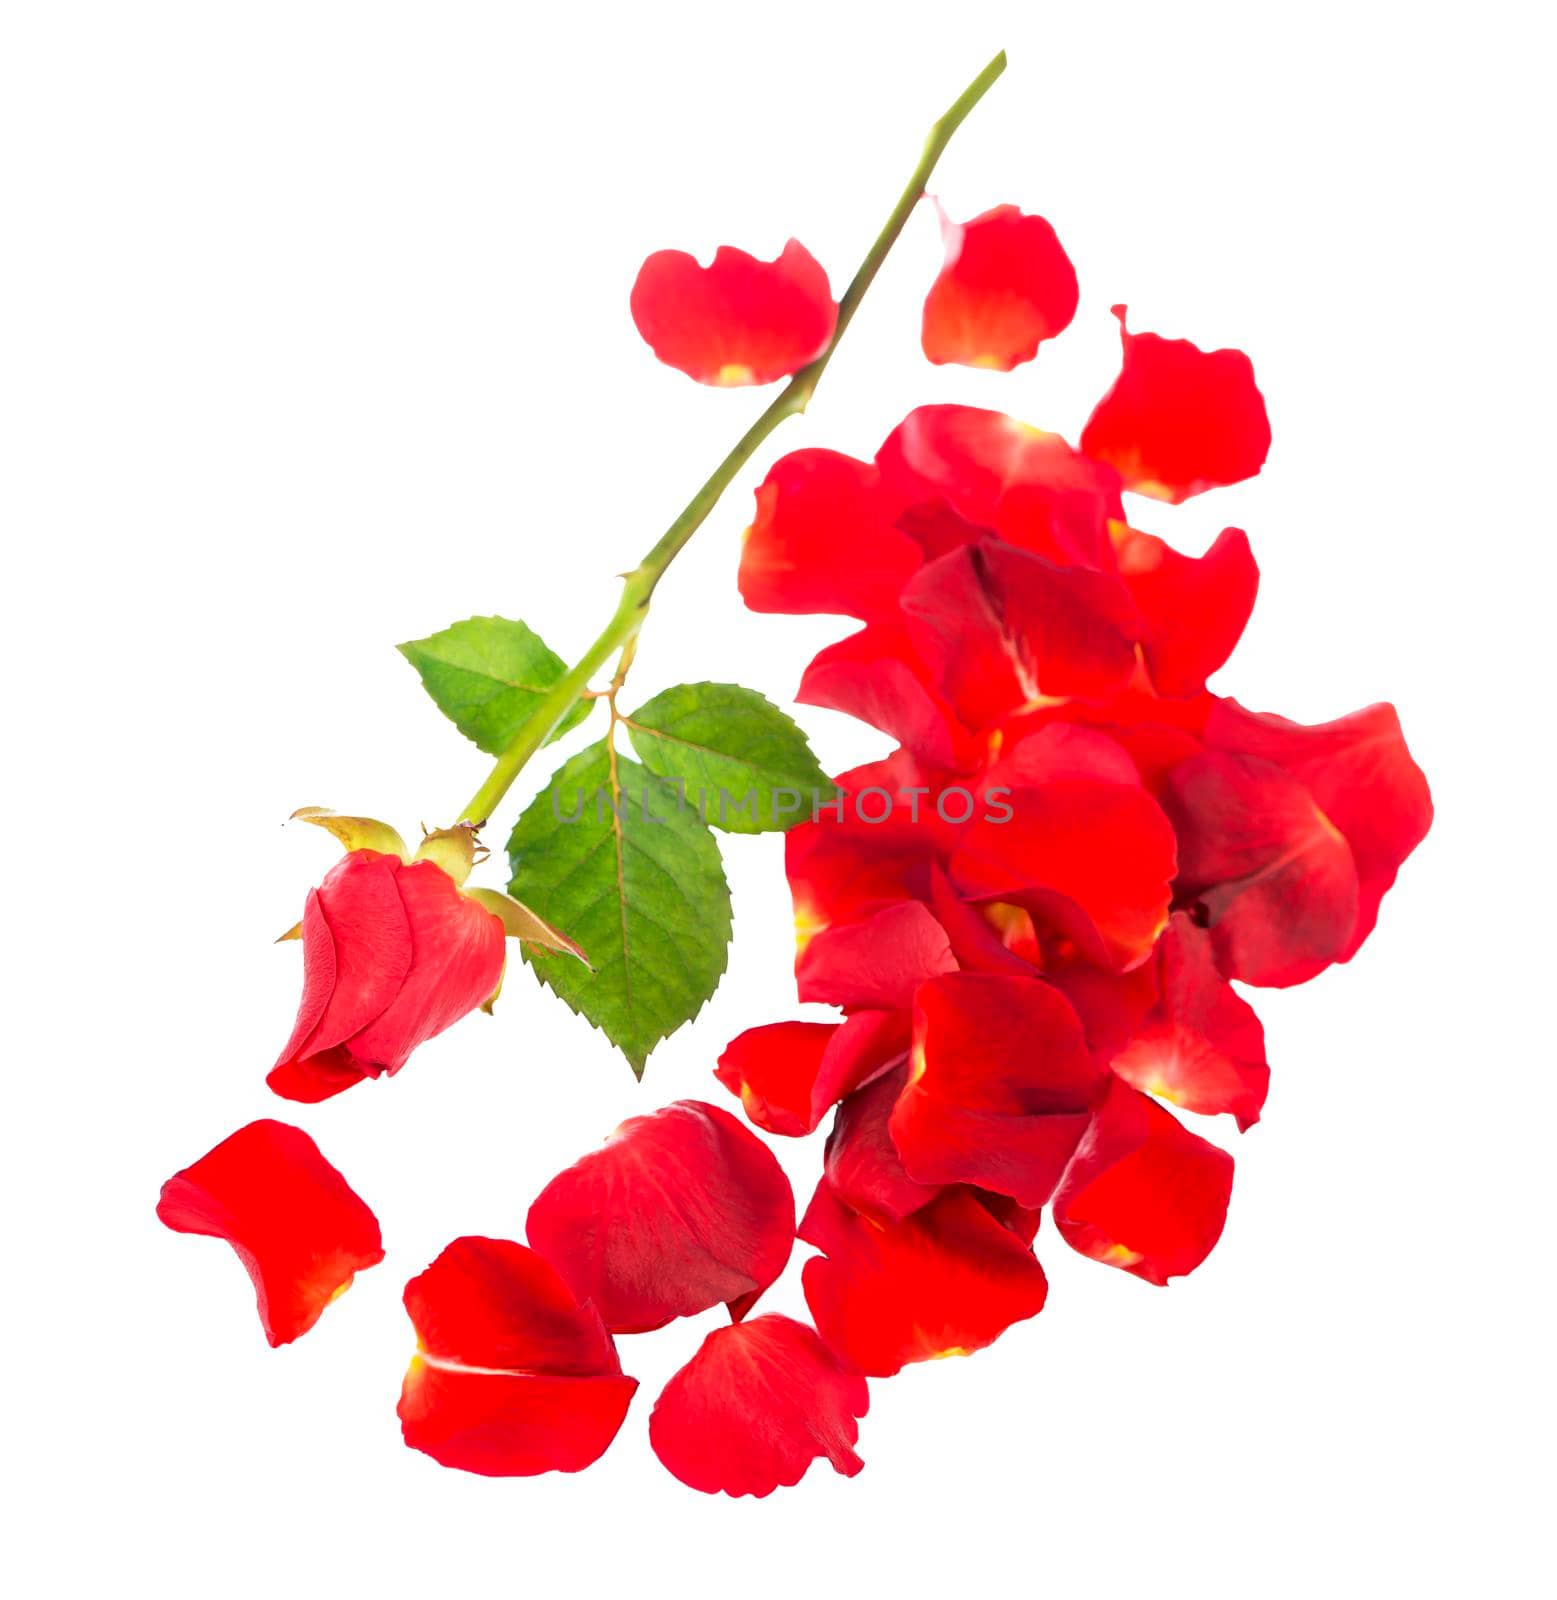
[457,48,1008,828]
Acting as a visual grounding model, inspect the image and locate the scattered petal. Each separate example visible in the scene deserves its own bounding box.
[892,973,1104,1205]
[800,1180,1048,1376]
[156,1120,383,1347]
[825,1064,940,1224]
[1080,307,1272,502]
[715,1010,909,1137]
[795,900,958,1010]
[630,240,837,385]
[1113,523,1259,697]
[878,405,1123,570]
[1112,912,1270,1127]
[799,621,971,770]
[1161,750,1359,986]
[1054,1081,1234,1284]
[398,1237,636,1477]
[901,541,1141,724]
[650,1315,868,1497]
[951,780,1177,971]
[739,449,922,618]
[922,203,1078,371]
[1206,699,1432,958]
[525,1101,794,1333]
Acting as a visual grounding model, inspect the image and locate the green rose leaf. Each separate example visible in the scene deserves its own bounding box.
[623,681,835,834]
[507,739,731,1076]
[398,616,593,755]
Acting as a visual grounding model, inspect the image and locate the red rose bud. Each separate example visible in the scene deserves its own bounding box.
[156,1120,383,1346]
[398,1237,637,1478]
[269,811,583,1103]
[630,239,837,385]
[650,1314,869,1498]
[525,1101,795,1333]
[921,203,1079,371]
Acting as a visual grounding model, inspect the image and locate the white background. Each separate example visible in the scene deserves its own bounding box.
[4,3,1551,1595]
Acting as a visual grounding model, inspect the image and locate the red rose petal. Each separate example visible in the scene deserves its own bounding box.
[798,620,971,769]
[1080,307,1272,502]
[1161,750,1360,986]
[1113,523,1259,697]
[630,239,837,385]
[878,405,1123,570]
[738,448,922,618]
[156,1119,384,1347]
[649,1314,868,1498]
[951,779,1177,971]
[716,1010,909,1137]
[825,1064,939,1224]
[900,542,1141,725]
[1044,953,1160,1062]
[892,973,1104,1206]
[926,865,1036,976]
[795,899,958,1010]
[1054,1082,1234,1284]
[785,753,947,947]
[1113,912,1270,1128]
[921,204,1079,371]
[800,1179,1049,1376]
[984,722,1142,791]
[398,1237,636,1477]
[525,1101,795,1333]
[1206,699,1432,958]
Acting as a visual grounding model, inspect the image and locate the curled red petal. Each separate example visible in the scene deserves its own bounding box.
[1054,1082,1234,1284]
[795,899,958,1010]
[901,543,1142,726]
[877,405,1124,570]
[398,1237,634,1477]
[1205,699,1432,958]
[825,1064,939,1224]
[715,1010,909,1137]
[922,204,1079,371]
[1113,912,1269,1128]
[1161,750,1359,986]
[525,1101,794,1333]
[799,621,971,769]
[893,973,1104,1206]
[801,1179,1048,1377]
[649,1314,868,1498]
[156,1119,384,1347]
[950,780,1177,971]
[630,240,837,385]
[1114,523,1259,697]
[738,448,922,618]
[1080,306,1272,503]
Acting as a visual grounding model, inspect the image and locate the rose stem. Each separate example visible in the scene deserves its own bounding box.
[457,48,1007,827]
